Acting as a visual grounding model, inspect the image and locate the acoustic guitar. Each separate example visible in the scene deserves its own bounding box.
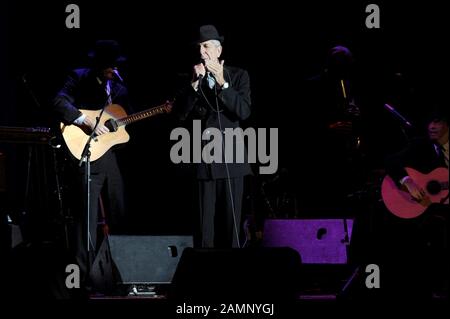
[381,167,448,219]
[60,102,172,161]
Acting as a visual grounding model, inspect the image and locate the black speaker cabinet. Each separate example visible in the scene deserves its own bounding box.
[169,247,302,301]
[90,235,193,293]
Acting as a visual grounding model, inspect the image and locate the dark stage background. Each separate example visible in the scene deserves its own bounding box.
[1,1,447,244]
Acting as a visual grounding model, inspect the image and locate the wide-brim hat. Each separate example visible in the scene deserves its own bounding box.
[88,40,126,68]
[194,25,224,44]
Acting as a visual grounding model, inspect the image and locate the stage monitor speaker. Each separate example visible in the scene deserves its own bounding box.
[262,219,353,264]
[169,247,302,301]
[90,235,193,293]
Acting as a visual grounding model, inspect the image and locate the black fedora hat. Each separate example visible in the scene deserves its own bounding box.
[194,25,224,43]
[88,40,126,68]
[426,103,448,124]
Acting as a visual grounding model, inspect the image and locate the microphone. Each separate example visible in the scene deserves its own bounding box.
[197,73,206,86]
[197,59,206,82]
[113,68,124,82]
[384,103,413,127]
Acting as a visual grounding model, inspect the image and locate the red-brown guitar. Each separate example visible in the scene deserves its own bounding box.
[381,167,449,219]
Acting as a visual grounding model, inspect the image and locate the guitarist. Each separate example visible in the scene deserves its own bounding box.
[385,108,448,205]
[384,107,448,298]
[53,40,131,293]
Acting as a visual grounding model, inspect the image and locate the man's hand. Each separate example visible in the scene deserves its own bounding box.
[80,115,109,135]
[402,177,431,206]
[193,63,206,81]
[192,63,206,90]
[205,60,225,86]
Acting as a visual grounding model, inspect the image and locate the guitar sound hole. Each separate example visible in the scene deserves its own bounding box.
[426,180,441,195]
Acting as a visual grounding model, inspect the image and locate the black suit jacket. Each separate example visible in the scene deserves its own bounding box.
[385,137,447,186]
[174,65,252,180]
[53,68,130,124]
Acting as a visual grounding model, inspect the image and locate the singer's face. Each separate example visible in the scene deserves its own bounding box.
[199,40,222,62]
[428,120,449,143]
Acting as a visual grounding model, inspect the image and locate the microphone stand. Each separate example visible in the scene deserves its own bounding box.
[78,87,112,275]
[338,215,361,300]
[384,103,414,143]
[337,79,360,299]
[340,79,354,260]
[79,114,100,275]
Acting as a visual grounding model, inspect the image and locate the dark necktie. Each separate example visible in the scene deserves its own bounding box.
[105,80,112,105]
[436,144,449,167]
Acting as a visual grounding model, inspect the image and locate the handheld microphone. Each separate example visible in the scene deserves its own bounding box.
[197,72,206,85]
[198,59,206,82]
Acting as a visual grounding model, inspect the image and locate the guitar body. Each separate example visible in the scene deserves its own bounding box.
[381,167,449,219]
[60,104,130,161]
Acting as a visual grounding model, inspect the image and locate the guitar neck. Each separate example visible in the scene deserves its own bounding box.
[116,104,168,126]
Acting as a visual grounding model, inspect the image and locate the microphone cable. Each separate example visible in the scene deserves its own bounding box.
[214,69,241,248]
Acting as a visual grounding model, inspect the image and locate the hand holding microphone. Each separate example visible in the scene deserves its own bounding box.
[193,62,206,80]
[192,59,225,89]
[192,62,206,90]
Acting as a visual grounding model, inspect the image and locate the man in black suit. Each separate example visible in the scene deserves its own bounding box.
[53,40,130,286]
[174,25,252,248]
[384,108,448,299]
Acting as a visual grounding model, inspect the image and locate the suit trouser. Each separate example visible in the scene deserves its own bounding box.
[198,177,244,248]
[74,152,125,281]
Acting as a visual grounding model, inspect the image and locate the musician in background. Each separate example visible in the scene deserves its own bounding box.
[298,45,365,214]
[384,106,448,299]
[53,40,131,292]
[385,108,448,199]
